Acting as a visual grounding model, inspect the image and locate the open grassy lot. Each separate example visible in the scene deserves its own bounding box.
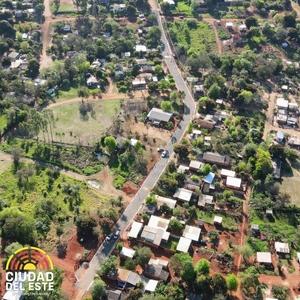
[50,99,121,145]
[169,20,216,56]
[51,0,76,14]
[281,162,300,207]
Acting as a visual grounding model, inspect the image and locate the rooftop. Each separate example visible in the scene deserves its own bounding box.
[156,195,177,209]
[256,252,272,264]
[173,188,193,202]
[148,215,170,231]
[204,172,215,184]
[183,225,201,241]
[147,108,173,123]
[226,176,242,188]
[176,237,192,253]
[128,221,143,239]
[214,216,223,224]
[189,160,203,170]
[274,242,290,254]
[120,247,136,258]
[221,169,236,177]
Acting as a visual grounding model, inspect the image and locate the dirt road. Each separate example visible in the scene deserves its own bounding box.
[40,0,53,69]
[205,19,223,55]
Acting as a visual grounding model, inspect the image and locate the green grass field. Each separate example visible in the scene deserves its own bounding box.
[175,1,192,16]
[51,1,76,14]
[49,99,121,145]
[169,20,216,56]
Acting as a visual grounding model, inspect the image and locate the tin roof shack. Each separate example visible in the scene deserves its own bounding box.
[256,252,273,269]
[274,242,290,258]
[220,169,236,178]
[225,176,244,192]
[144,264,169,281]
[173,188,193,203]
[132,78,146,90]
[214,216,223,229]
[288,136,300,149]
[117,268,141,288]
[203,152,231,167]
[250,224,260,237]
[198,194,214,209]
[189,160,203,171]
[156,195,177,210]
[147,108,173,127]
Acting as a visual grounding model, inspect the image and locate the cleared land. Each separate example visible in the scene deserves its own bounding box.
[169,20,216,56]
[281,162,300,206]
[49,99,121,145]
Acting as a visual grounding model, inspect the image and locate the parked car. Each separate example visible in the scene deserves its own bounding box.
[161,150,169,158]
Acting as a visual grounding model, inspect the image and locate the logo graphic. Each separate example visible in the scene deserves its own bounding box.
[6,246,54,272]
[5,246,55,296]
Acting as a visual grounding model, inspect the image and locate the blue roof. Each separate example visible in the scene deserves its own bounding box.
[204,172,215,184]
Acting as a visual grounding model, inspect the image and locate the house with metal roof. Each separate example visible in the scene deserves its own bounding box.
[203,152,231,166]
[182,225,201,242]
[147,108,173,125]
[173,188,193,202]
[176,237,192,253]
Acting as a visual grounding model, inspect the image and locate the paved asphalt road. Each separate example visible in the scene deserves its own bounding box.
[75,8,196,295]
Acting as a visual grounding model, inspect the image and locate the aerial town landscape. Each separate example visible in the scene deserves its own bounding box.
[0,0,300,299]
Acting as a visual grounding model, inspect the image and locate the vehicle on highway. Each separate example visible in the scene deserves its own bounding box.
[161,150,169,158]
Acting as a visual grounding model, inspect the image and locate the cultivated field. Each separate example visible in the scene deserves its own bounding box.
[50,99,121,145]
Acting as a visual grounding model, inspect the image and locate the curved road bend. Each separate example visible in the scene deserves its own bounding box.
[75,7,196,297]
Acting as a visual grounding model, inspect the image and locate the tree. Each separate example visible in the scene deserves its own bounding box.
[254,147,273,180]
[160,2,172,16]
[146,26,161,48]
[135,247,152,267]
[0,208,36,244]
[11,148,22,171]
[76,214,97,241]
[0,20,15,38]
[160,101,172,112]
[27,59,40,79]
[238,244,254,264]
[104,136,117,154]
[170,253,193,275]
[272,285,289,300]
[127,5,137,20]
[241,273,263,299]
[99,256,117,277]
[226,274,238,292]
[174,143,190,161]
[92,279,106,300]
[53,0,60,14]
[168,218,184,234]
[212,273,228,296]
[195,258,210,275]
[245,16,258,29]
[207,83,221,100]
